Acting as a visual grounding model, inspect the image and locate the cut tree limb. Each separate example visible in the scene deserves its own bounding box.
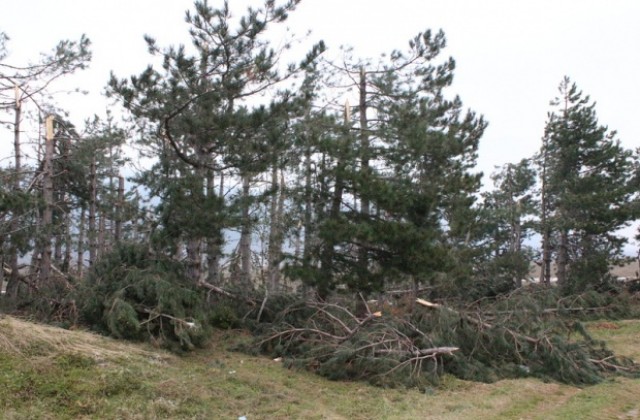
[197,280,256,306]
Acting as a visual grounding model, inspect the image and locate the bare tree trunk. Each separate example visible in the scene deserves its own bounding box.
[0,232,5,293]
[77,205,86,276]
[39,115,55,284]
[54,191,64,265]
[206,171,221,285]
[267,165,285,292]
[98,209,106,258]
[88,157,97,267]
[6,86,22,298]
[114,175,124,243]
[539,140,552,286]
[506,167,523,289]
[557,229,568,288]
[320,154,345,300]
[301,136,314,297]
[186,238,202,283]
[238,174,253,291]
[62,203,72,273]
[513,219,523,288]
[357,69,371,300]
[358,68,370,222]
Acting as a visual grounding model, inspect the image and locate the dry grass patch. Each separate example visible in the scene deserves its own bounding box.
[0,315,175,363]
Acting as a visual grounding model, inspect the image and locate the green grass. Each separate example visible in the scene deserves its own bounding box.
[587,319,640,360]
[0,315,639,419]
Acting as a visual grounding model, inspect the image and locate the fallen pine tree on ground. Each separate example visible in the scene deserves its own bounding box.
[243,290,640,389]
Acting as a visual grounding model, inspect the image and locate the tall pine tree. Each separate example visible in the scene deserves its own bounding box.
[539,77,638,292]
[109,0,324,290]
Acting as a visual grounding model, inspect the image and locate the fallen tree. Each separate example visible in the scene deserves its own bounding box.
[77,244,210,351]
[247,290,639,388]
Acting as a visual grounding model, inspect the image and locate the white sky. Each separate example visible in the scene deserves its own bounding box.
[2,0,640,253]
[2,0,639,176]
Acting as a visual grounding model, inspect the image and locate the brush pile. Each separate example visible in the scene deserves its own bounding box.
[249,289,639,388]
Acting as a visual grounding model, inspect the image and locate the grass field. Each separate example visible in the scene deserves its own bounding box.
[1,315,639,419]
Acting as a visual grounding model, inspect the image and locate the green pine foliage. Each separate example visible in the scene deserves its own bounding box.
[77,244,210,351]
[538,77,639,293]
[286,30,486,299]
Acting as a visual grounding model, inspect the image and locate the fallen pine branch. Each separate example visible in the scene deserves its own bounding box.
[375,346,459,357]
[197,280,257,306]
[416,298,539,344]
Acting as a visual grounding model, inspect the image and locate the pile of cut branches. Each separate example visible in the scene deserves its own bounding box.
[250,293,639,388]
[252,300,458,388]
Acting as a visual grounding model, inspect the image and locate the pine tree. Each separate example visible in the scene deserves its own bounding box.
[0,34,90,296]
[481,159,536,291]
[291,30,486,299]
[108,0,324,291]
[539,77,638,292]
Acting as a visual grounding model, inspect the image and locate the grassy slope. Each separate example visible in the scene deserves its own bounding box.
[1,316,639,419]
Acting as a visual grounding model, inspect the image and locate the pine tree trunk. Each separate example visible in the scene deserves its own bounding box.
[114,175,124,243]
[186,238,202,283]
[358,68,371,292]
[53,191,64,266]
[267,165,285,293]
[238,174,253,291]
[98,209,106,258]
[0,240,4,295]
[513,219,523,288]
[62,205,72,273]
[319,157,345,300]
[358,69,370,220]
[506,168,523,288]
[77,206,86,276]
[6,86,22,298]
[557,229,568,288]
[88,157,97,267]
[539,140,552,285]
[277,171,286,277]
[206,171,221,285]
[39,115,55,285]
[300,140,314,297]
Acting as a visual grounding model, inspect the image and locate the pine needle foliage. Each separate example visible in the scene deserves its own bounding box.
[77,244,210,351]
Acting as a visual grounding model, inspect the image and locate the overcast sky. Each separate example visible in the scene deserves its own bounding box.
[2,0,639,175]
